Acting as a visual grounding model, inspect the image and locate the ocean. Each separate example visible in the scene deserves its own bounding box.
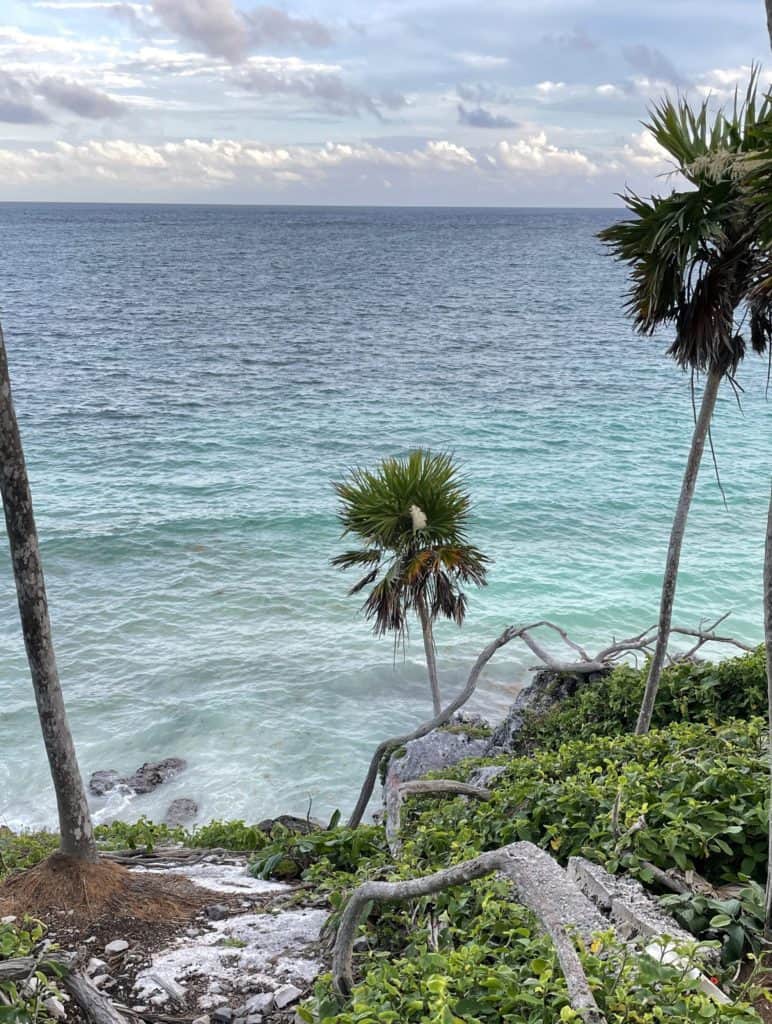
[0,203,769,831]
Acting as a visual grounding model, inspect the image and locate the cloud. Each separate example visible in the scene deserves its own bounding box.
[37,76,127,117]
[457,103,517,129]
[150,0,332,62]
[544,28,598,53]
[622,45,685,86]
[0,136,478,189]
[620,129,670,171]
[0,68,126,122]
[495,133,597,174]
[0,70,49,123]
[232,56,405,118]
[535,80,565,95]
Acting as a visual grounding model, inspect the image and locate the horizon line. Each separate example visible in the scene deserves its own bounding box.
[0,199,622,211]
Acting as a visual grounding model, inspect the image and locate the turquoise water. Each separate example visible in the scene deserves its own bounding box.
[0,203,769,830]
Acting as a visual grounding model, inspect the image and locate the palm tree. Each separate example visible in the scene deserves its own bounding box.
[600,79,772,735]
[764,483,772,940]
[332,449,488,715]
[0,320,98,862]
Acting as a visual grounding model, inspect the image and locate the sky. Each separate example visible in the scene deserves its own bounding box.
[0,0,768,204]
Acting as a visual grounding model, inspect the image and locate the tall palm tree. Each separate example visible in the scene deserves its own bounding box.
[761,483,765,937]
[600,79,772,735]
[0,321,98,862]
[332,449,488,715]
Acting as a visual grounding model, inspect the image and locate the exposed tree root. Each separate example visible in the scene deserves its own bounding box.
[0,853,207,925]
[385,779,491,856]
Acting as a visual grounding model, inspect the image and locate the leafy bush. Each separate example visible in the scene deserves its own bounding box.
[661,881,766,965]
[0,829,59,882]
[0,918,65,1024]
[407,719,767,886]
[250,824,388,882]
[514,648,767,754]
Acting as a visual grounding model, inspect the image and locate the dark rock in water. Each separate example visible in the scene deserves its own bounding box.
[164,797,198,827]
[89,770,122,797]
[485,668,608,755]
[88,758,187,797]
[385,714,490,790]
[126,758,187,794]
[256,814,321,834]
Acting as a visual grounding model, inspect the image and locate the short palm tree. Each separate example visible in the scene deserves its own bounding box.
[332,450,488,715]
[600,78,772,735]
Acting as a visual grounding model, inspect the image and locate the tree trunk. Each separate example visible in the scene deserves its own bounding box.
[416,592,441,715]
[0,322,97,862]
[635,367,722,735]
[764,483,772,939]
[767,0,772,50]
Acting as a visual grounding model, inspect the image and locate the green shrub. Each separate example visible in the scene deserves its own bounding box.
[0,918,66,1023]
[250,824,388,883]
[0,829,58,881]
[515,648,767,754]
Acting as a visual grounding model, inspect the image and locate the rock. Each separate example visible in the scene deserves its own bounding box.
[212,1008,233,1023]
[486,668,609,755]
[246,1016,263,1024]
[192,1016,210,1024]
[273,985,302,1009]
[147,972,186,1001]
[0,916,16,925]
[244,994,273,1014]
[386,719,489,789]
[44,998,66,1021]
[466,765,507,789]
[256,815,321,835]
[87,957,107,976]
[89,770,122,796]
[164,797,199,826]
[91,975,110,989]
[150,994,169,1008]
[204,904,230,921]
[89,758,187,797]
[104,939,129,955]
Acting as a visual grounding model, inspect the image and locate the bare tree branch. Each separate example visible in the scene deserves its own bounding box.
[385,779,490,856]
[331,840,606,1023]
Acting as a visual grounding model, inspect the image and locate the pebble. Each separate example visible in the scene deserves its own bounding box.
[245,1016,263,1024]
[212,1008,233,1023]
[192,1016,211,1024]
[87,958,107,976]
[273,985,302,1010]
[91,975,110,990]
[105,939,129,955]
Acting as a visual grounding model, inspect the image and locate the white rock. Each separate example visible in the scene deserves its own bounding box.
[87,957,108,976]
[150,994,170,1008]
[1,916,17,925]
[105,940,130,955]
[91,975,110,990]
[44,997,66,1021]
[244,994,273,1014]
[147,972,186,1002]
[192,1016,211,1024]
[273,985,302,1010]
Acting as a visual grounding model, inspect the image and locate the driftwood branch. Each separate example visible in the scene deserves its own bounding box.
[332,840,606,1023]
[385,779,490,856]
[62,974,129,1024]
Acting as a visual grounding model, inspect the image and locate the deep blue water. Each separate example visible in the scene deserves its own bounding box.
[0,203,769,828]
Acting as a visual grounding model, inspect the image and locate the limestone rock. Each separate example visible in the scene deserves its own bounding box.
[386,716,490,789]
[486,668,608,754]
[104,940,129,955]
[273,985,302,1009]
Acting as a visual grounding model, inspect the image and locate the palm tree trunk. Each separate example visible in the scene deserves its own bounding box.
[764,483,772,939]
[636,367,723,735]
[0,322,97,862]
[767,0,772,50]
[416,592,442,715]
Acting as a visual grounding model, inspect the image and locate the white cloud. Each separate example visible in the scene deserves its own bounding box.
[620,130,671,171]
[535,80,565,95]
[496,132,597,174]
